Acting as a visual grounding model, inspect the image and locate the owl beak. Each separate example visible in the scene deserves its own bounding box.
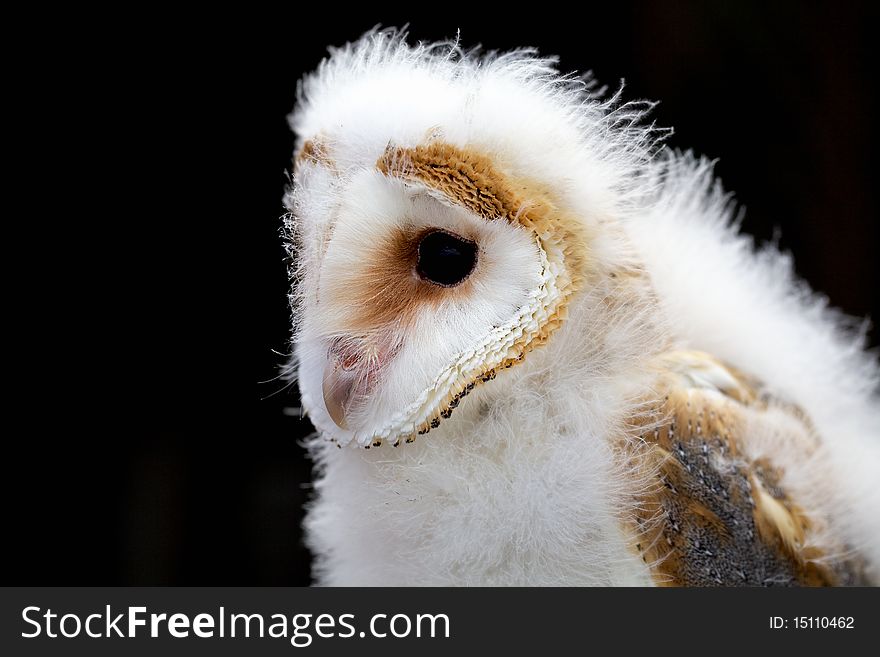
[321,335,399,430]
[321,362,360,430]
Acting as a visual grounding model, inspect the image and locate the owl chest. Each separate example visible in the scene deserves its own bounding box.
[326,430,649,585]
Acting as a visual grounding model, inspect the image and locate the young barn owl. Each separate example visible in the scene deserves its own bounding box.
[284,30,880,586]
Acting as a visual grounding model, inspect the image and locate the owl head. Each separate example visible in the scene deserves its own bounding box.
[285,30,658,447]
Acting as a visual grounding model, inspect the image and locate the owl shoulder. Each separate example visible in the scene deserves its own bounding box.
[624,350,868,586]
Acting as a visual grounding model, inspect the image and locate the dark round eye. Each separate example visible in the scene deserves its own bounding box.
[416,229,478,287]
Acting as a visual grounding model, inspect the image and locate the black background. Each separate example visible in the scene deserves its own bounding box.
[10,2,877,586]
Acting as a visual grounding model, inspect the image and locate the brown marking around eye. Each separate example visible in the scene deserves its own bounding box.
[378,143,518,221]
[324,224,480,334]
[377,142,590,287]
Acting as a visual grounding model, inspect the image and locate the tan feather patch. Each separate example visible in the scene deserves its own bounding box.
[625,350,867,586]
[295,138,334,170]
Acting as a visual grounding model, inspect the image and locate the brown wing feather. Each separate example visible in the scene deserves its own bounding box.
[626,350,867,586]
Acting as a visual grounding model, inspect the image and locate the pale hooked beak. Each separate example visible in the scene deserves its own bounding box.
[321,335,399,430]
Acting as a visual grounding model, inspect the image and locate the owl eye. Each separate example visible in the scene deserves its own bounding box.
[416,229,478,287]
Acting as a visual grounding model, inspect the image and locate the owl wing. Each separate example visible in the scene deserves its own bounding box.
[626,350,867,586]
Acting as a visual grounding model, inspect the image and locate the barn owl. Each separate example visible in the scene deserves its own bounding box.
[283,30,880,586]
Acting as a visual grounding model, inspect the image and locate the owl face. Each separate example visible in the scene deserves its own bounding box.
[289,141,585,446]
